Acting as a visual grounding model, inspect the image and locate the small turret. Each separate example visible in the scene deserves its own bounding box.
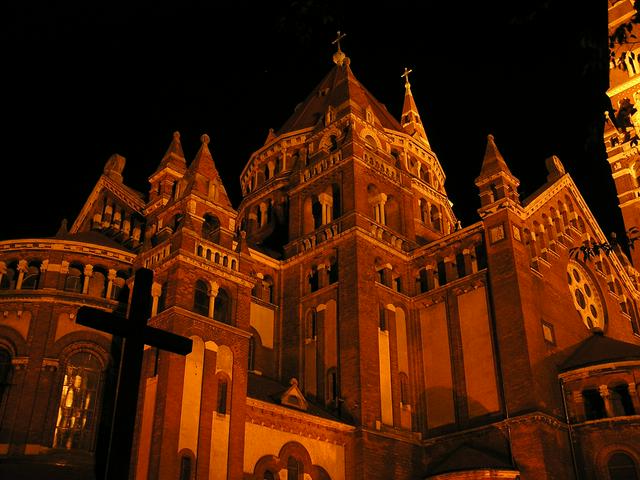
[475,134,520,212]
[400,67,429,146]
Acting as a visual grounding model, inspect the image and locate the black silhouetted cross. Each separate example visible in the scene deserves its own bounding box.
[77,267,192,480]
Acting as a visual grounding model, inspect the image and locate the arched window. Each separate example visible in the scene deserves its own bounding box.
[430,205,441,232]
[65,263,84,293]
[53,351,102,450]
[583,388,606,420]
[0,261,18,289]
[88,267,108,298]
[193,280,210,316]
[217,377,228,414]
[263,472,275,480]
[608,452,639,480]
[202,214,221,243]
[287,457,303,480]
[611,384,636,416]
[214,288,231,324]
[21,261,41,290]
[110,273,128,302]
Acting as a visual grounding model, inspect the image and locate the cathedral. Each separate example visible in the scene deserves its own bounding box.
[1,4,640,480]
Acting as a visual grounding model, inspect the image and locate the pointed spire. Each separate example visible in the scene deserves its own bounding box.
[183,134,232,207]
[478,134,513,179]
[264,128,277,145]
[475,134,520,209]
[154,131,187,176]
[400,67,429,146]
[56,218,68,237]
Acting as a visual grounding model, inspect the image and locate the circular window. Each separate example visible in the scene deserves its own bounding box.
[567,260,605,331]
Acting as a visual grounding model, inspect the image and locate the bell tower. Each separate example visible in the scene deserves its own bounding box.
[606,1,640,267]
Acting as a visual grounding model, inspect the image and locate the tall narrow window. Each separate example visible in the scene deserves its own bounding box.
[379,305,387,331]
[583,388,606,420]
[179,455,192,480]
[193,280,209,316]
[287,457,302,480]
[214,288,231,324]
[53,351,102,450]
[217,378,228,415]
[21,261,41,289]
[611,384,636,416]
[65,263,84,293]
[248,336,256,371]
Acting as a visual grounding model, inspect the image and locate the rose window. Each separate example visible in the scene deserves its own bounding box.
[567,261,604,331]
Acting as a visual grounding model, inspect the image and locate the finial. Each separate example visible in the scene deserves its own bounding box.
[487,134,495,142]
[290,377,299,387]
[401,67,413,88]
[332,31,347,66]
[173,131,180,140]
[200,133,210,145]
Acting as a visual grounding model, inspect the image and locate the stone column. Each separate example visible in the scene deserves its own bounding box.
[0,261,7,288]
[425,264,436,290]
[82,265,93,294]
[16,260,28,290]
[106,269,117,300]
[151,282,162,316]
[318,192,333,225]
[599,385,613,418]
[444,256,457,283]
[629,382,640,414]
[208,281,219,320]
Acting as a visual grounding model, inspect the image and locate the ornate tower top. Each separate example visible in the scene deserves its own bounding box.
[400,67,429,146]
[332,31,348,66]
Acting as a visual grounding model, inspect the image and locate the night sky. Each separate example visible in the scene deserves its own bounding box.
[3,2,616,243]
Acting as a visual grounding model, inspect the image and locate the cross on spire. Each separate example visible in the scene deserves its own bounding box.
[332,31,346,51]
[401,67,413,88]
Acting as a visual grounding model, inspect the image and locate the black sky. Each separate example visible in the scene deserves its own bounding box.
[2,2,616,242]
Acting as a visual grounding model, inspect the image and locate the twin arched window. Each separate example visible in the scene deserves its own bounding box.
[193,280,231,324]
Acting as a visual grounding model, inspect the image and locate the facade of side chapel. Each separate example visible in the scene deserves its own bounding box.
[2,6,640,480]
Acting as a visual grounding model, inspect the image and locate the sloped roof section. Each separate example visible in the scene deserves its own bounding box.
[428,444,515,476]
[183,134,232,208]
[151,131,187,177]
[560,332,640,371]
[277,60,402,135]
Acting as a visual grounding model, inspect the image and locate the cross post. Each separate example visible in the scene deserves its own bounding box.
[76,267,192,480]
[332,31,346,51]
[401,67,413,87]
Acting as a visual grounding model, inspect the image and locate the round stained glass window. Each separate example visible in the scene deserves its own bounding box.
[567,261,605,331]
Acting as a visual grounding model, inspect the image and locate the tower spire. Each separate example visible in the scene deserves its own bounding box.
[400,67,429,146]
[475,134,520,211]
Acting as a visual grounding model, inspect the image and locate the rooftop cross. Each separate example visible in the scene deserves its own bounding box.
[76,267,192,480]
[401,67,413,88]
[332,30,347,51]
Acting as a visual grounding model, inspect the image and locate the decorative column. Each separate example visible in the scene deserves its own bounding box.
[253,273,264,299]
[16,260,28,290]
[39,260,49,289]
[106,269,117,300]
[208,281,219,320]
[0,261,6,288]
[317,263,329,288]
[318,192,333,225]
[82,265,93,294]
[151,282,162,316]
[629,382,640,413]
[444,255,457,282]
[425,264,436,290]
[599,385,614,418]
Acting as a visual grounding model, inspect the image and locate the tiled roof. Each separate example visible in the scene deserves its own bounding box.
[560,332,640,371]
